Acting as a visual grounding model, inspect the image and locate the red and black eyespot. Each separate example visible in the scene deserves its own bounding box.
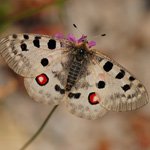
[88,92,100,105]
[35,74,49,86]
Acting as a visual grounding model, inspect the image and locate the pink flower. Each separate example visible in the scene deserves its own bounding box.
[88,41,96,47]
[54,33,63,38]
[77,35,87,43]
[54,33,96,48]
[67,33,76,42]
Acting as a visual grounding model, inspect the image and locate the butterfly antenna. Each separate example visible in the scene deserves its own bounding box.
[73,24,84,35]
[90,33,106,39]
[73,24,106,41]
[88,33,106,41]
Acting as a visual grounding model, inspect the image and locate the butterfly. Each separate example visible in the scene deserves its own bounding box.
[0,32,149,120]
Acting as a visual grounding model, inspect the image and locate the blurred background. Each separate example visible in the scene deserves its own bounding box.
[0,0,150,150]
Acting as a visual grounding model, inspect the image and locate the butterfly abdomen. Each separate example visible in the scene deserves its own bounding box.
[65,60,82,91]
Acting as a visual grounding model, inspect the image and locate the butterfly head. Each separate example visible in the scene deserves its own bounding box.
[54,33,96,61]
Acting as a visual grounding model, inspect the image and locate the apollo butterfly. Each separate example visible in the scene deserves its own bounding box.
[0,32,149,120]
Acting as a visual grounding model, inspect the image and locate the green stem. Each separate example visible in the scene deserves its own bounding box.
[19,105,58,150]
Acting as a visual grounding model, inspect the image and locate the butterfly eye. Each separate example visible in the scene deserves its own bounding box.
[79,49,85,55]
[82,39,88,44]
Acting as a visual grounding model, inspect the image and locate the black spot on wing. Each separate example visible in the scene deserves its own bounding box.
[54,84,65,94]
[68,92,74,98]
[24,35,29,39]
[74,93,81,99]
[97,81,105,89]
[20,43,28,51]
[55,85,60,91]
[35,36,41,40]
[54,85,81,98]
[129,76,135,81]
[116,69,125,79]
[60,89,65,94]
[33,37,40,48]
[41,58,49,67]
[103,61,113,72]
[122,84,131,92]
[68,92,81,99]
[138,83,143,88]
[48,39,56,49]
[12,34,17,39]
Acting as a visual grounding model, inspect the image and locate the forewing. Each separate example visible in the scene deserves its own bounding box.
[92,50,149,111]
[0,33,72,77]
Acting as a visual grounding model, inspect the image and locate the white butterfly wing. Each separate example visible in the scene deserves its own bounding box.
[0,33,148,120]
[66,89,108,120]
[66,64,108,120]
[66,49,148,119]
[0,34,72,77]
[92,50,149,111]
[24,56,70,105]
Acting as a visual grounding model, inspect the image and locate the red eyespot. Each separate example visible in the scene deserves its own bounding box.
[36,74,49,86]
[88,92,100,105]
